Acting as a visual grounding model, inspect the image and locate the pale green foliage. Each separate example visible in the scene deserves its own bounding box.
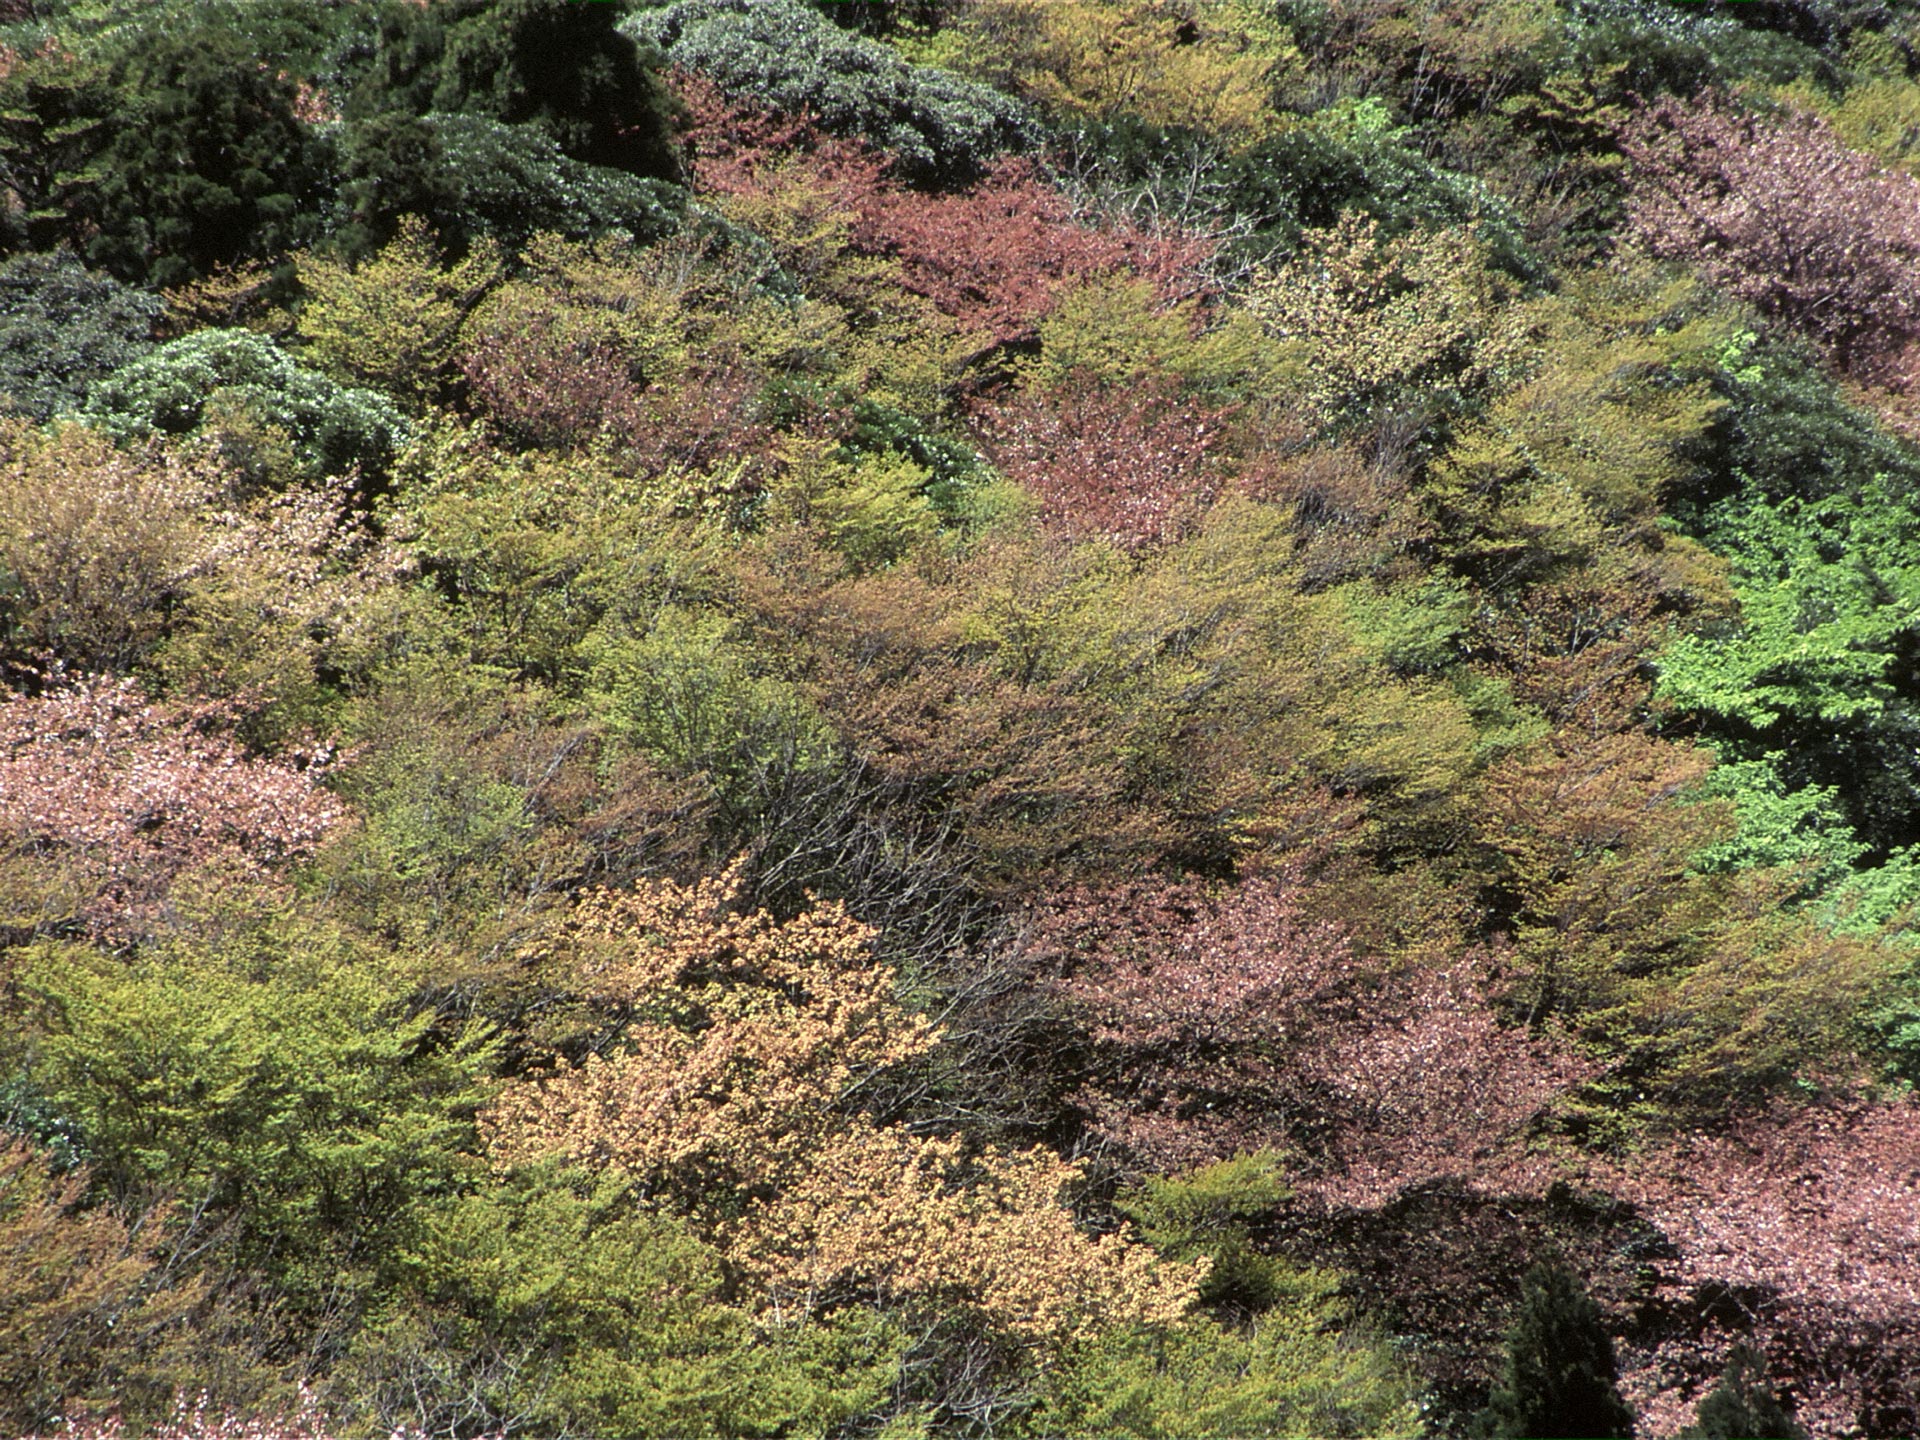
[944,0,1300,144]
[0,418,409,723]
[345,727,533,912]
[388,417,729,682]
[586,606,836,823]
[1117,1152,1295,1312]
[768,439,944,569]
[1029,1304,1423,1439]
[1427,268,1731,585]
[346,1166,902,1439]
[321,657,548,944]
[295,215,503,407]
[1241,213,1525,422]
[952,498,1482,856]
[1334,577,1473,676]
[1806,74,1920,172]
[0,419,217,674]
[1024,276,1294,399]
[1778,33,1920,174]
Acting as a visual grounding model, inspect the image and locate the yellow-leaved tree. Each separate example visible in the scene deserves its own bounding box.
[945,0,1298,144]
[481,869,1202,1348]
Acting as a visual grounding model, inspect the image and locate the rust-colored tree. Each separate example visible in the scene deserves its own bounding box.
[677,74,1213,353]
[481,871,1201,1347]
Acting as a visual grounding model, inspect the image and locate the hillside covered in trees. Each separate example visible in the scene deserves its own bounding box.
[3,0,1920,1435]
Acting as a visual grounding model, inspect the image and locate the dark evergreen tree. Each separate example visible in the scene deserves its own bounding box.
[1681,1344,1808,1440]
[327,111,683,261]
[327,111,464,259]
[85,24,325,287]
[0,40,114,254]
[350,0,680,181]
[1480,1265,1637,1440]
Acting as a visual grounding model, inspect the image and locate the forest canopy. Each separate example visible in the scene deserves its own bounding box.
[1,0,1919,1437]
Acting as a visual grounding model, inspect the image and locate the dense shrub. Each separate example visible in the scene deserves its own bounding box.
[1566,0,1841,96]
[80,328,403,486]
[3,4,1920,1435]
[0,250,157,420]
[630,0,1035,185]
[1054,96,1540,276]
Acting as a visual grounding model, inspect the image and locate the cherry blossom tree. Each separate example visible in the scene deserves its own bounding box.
[1623,97,1920,386]
[971,370,1235,550]
[0,678,345,939]
[1602,1100,1920,1439]
[1023,874,1591,1207]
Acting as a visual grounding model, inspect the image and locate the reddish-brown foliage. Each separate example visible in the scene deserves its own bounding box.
[673,69,829,198]
[457,304,641,452]
[1603,1100,1920,1439]
[851,160,1213,349]
[972,371,1235,549]
[0,679,345,939]
[1468,574,1665,734]
[1024,875,1590,1205]
[731,532,1183,894]
[451,230,779,469]
[459,306,769,472]
[676,73,1213,350]
[1623,96,1920,383]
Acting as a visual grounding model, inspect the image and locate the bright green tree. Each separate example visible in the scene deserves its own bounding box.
[295,215,501,408]
[20,905,492,1291]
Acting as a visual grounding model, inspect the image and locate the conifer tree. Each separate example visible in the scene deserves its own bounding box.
[351,0,680,180]
[1682,1345,1808,1440]
[1480,1265,1636,1440]
[87,24,324,286]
